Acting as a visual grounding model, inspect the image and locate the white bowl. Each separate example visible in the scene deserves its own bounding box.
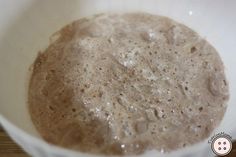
[0,0,236,157]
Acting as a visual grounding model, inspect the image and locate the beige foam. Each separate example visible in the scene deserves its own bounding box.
[28,13,229,155]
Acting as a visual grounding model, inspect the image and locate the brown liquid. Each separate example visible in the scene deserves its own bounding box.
[28,13,229,155]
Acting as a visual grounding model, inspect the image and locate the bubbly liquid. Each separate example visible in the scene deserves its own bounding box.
[28,13,229,155]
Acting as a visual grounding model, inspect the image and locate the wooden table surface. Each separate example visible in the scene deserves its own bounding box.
[0,126,236,157]
[0,126,29,157]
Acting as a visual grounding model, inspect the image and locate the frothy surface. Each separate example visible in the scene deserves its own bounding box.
[28,13,229,155]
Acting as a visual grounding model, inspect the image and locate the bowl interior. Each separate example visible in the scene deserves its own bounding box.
[0,0,236,157]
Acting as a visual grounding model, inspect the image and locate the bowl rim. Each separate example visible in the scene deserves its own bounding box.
[0,114,99,157]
